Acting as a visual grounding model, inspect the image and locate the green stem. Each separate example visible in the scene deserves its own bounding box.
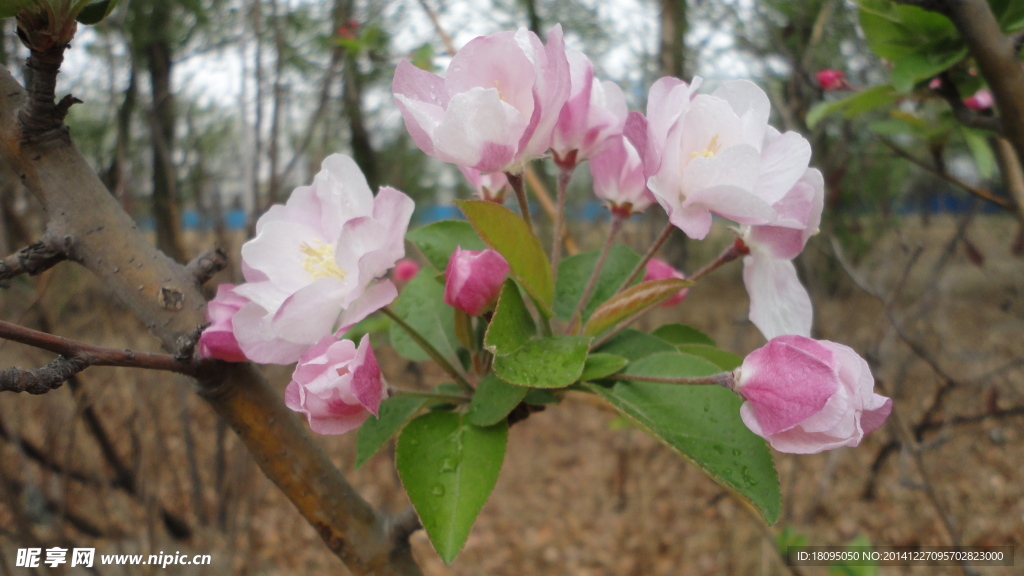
[617,220,674,294]
[551,164,574,274]
[689,239,747,282]
[505,171,534,232]
[609,372,734,388]
[389,388,471,404]
[565,215,624,334]
[382,307,474,394]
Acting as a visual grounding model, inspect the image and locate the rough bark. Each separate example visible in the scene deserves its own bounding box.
[658,0,687,79]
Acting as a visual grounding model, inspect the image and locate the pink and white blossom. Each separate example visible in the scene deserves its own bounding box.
[550,48,628,167]
[444,247,510,316]
[628,77,812,240]
[197,284,248,363]
[589,135,653,217]
[459,166,511,203]
[642,258,689,306]
[285,334,388,435]
[731,335,892,454]
[739,165,824,340]
[392,25,570,174]
[963,89,994,110]
[233,154,414,364]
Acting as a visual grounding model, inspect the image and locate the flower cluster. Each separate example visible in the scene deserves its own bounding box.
[197,24,889,454]
[199,154,413,434]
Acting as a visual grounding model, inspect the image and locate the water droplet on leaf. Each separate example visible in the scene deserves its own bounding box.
[431,485,446,496]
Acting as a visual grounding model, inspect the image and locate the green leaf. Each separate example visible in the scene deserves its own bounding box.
[553,245,641,322]
[0,0,32,18]
[961,127,996,178]
[587,352,781,524]
[856,3,966,92]
[776,525,807,555]
[457,200,554,314]
[652,323,716,347]
[483,279,535,354]
[76,0,120,24]
[407,220,487,271]
[492,336,591,388]
[396,412,508,564]
[389,270,459,363]
[579,352,628,381]
[523,388,559,405]
[996,0,1024,32]
[467,374,527,427]
[593,328,677,361]
[806,86,900,128]
[355,395,428,469]
[676,344,743,371]
[584,278,692,336]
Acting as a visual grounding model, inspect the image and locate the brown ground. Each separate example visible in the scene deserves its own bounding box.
[1,214,1022,575]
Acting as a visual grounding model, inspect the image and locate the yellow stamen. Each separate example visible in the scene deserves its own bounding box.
[300,239,346,281]
[692,134,722,159]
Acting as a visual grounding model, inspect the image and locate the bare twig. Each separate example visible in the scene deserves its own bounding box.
[185,247,228,286]
[0,319,204,382]
[0,237,66,281]
[880,137,1012,210]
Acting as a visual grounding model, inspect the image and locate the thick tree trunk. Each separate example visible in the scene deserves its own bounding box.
[145,3,186,262]
[658,0,687,79]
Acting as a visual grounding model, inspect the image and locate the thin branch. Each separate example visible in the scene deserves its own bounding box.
[880,137,1013,210]
[551,162,575,273]
[0,319,204,377]
[616,220,674,293]
[505,171,535,232]
[0,237,66,281]
[185,247,228,286]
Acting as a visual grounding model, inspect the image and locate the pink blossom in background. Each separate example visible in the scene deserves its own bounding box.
[589,135,653,217]
[642,258,689,306]
[285,334,388,435]
[232,154,414,364]
[739,163,824,340]
[393,259,420,283]
[550,48,628,167]
[197,284,248,362]
[392,25,570,174]
[731,335,892,454]
[459,166,511,203]
[444,247,510,316]
[630,77,812,240]
[963,89,993,110]
[816,69,848,91]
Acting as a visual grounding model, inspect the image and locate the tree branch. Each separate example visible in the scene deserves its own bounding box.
[0,236,66,281]
[0,59,422,574]
[936,0,1024,171]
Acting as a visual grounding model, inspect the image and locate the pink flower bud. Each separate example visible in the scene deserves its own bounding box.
[590,135,654,217]
[459,166,511,203]
[393,258,420,283]
[197,284,249,362]
[444,247,510,316]
[642,258,689,306]
[284,334,388,435]
[963,89,993,110]
[816,69,847,91]
[731,335,892,454]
